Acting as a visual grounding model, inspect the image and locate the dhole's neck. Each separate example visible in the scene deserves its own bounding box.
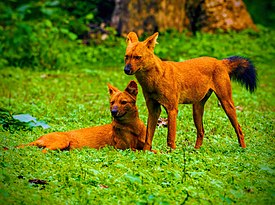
[142,54,163,73]
[136,54,163,89]
[112,111,143,141]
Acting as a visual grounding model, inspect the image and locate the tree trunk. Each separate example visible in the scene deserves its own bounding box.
[111,0,189,36]
[186,0,257,34]
[111,0,257,36]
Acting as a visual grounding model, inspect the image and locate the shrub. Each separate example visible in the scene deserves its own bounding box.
[0,0,116,70]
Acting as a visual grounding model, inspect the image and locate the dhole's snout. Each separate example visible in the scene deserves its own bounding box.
[124,64,133,75]
[111,106,119,117]
[111,105,126,119]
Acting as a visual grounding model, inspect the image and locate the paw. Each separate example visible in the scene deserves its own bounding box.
[143,144,152,151]
[151,149,158,154]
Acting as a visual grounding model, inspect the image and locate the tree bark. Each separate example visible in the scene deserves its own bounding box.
[111,0,189,36]
[111,0,257,36]
[186,0,257,34]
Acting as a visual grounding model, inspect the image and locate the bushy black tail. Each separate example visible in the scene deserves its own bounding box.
[223,56,257,93]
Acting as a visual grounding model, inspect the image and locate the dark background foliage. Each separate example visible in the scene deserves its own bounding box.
[0,0,274,69]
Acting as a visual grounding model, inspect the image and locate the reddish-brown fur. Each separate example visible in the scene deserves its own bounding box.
[124,32,256,151]
[17,81,146,152]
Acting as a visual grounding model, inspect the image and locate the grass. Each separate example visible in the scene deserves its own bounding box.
[0,29,275,204]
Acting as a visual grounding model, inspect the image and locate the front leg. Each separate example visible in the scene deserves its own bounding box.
[143,98,161,151]
[166,108,178,149]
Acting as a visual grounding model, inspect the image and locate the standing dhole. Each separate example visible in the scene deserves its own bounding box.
[17,81,146,152]
[124,32,257,151]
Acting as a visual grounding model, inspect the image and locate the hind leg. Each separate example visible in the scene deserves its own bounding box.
[193,103,205,149]
[41,141,70,152]
[218,99,246,148]
[30,133,71,152]
[214,80,246,148]
[193,90,212,149]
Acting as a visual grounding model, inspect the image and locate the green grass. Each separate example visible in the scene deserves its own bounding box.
[0,29,275,204]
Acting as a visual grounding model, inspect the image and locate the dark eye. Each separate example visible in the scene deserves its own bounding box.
[110,101,115,105]
[125,55,129,60]
[134,56,142,60]
[121,100,127,105]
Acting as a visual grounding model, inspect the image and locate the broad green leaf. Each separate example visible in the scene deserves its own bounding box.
[124,174,142,184]
[12,114,50,129]
[13,114,36,123]
[85,13,94,20]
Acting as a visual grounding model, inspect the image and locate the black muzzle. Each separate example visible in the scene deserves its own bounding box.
[124,64,132,75]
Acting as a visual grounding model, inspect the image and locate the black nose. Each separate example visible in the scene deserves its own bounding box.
[124,64,132,75]
[111,110,118,116]
[111,107,118,116]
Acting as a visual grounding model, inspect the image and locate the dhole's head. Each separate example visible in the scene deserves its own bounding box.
[107,81,139,121]
[124,32,159,75]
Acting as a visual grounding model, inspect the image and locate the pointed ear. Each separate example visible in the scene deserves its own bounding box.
[126,32,139,45]
[107,83,119,96]
[143,32,159,51]
[125,80,138,97]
